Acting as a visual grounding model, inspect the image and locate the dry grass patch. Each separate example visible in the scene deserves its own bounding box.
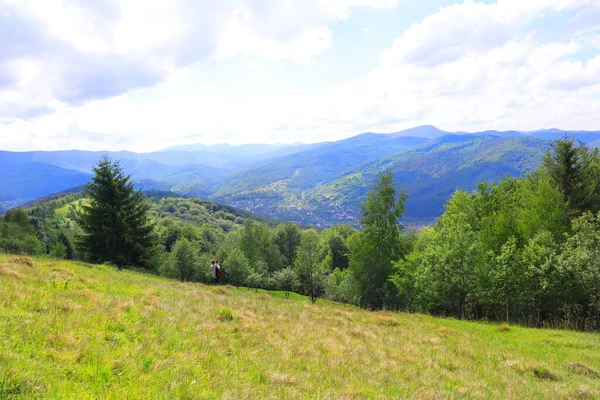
[376,316,400,327]
[211,286,229,295]
[438,326,455,335]
[258,293,271,300]
[576,384,595,400]
[0,265,21,278]
[568,362,599,378]
[9,256,34,267]
[267,372,299,386]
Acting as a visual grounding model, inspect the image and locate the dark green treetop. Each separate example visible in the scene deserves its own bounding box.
[78,155,156,269]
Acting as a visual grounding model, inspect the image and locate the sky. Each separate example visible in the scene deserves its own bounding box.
[0,0,599,152]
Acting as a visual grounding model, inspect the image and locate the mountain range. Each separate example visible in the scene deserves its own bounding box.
[1,126,599,224]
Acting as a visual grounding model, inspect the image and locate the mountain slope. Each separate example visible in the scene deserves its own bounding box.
[213,135,550,225]
[1,254,599,398]
[0,162,91,210]
[1,126,598,221]
[212,134,430,199]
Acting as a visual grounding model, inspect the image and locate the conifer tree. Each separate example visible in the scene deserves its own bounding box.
[542,135,600,215]
[58,232,74,260]
[78,155,156,269]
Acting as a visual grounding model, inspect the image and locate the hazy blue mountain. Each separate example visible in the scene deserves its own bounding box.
[211,134,430,199]
[160,142,317,157]
[472,130,524,138]
[0,149,239,171]
[388,125,448,139]
[1,125,598,224]
[0,153,227,210]
[526,129,600,146]
[0,162,91,210]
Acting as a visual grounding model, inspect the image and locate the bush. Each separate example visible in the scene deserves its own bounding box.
[0,222,46,255]
[325,268,357,304]
[50,242,67,259]
[273,268,299,299]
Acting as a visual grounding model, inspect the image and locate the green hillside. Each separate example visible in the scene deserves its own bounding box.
[0,163,91,211]
[1,254,599,398]
[213,135,550,225]
[317,135,551,222]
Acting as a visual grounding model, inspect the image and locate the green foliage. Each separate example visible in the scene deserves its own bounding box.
[489,237,523,322]
[349,171,408,309]
[516,171,569,243]
[223,248,251,288]
[3,208,30,226]
[57,232,74,260]
[542,135,600,215]
[171,238,198,282]
[388,136,600,328]
[240,219,285,273]
[325,267,356,304]
[272,267,299,299]
[521,231,562,327]
[561,212,600,330]
[77,156,157,270]
[273,222,302,267]
[320,225,353,271]
[423,212,483,319]
[148,197,279,231]
[50,242,67,259]
[294,229,325,303]
[0,210,45,255]
[245,271,263,292]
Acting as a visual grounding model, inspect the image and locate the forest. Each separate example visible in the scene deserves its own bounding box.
[2,136,600,331]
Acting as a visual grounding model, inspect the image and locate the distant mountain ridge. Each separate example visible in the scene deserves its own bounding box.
[211,134,551,225]
[1,126,599,224]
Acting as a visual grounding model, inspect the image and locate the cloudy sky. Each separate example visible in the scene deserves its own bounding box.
[1,0,599,152]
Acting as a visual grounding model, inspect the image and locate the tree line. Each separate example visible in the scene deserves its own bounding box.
[2,137,600,330]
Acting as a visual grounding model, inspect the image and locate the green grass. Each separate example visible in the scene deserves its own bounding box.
[237,286,310,301]
[54,199,85,218]
[1,254,600,399]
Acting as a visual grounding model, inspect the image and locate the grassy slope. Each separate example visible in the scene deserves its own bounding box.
[1,255,600,399]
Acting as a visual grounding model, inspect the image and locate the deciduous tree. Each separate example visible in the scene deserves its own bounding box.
[349,171,408,309]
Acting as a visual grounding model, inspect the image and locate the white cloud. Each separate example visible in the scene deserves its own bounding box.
[1,0,600,152]
[0,0,395,119]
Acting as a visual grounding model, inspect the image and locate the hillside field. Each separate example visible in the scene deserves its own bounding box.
[1,254,600,399]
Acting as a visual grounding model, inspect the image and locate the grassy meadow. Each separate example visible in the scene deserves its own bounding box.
[1,254,600,399]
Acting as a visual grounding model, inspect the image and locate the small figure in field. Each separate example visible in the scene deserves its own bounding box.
[216,261,224,284]
[211,259,222,284]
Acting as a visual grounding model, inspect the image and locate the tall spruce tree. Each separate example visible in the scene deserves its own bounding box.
[542,135,600,215]
[78,155,156,269]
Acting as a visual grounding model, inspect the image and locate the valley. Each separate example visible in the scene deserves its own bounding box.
[1,126,599,225]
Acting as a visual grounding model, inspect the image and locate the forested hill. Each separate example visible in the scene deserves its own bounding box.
[213,135,551,224]
[19,190,281,232]
[0,188,285,265]
[1,127,599,225]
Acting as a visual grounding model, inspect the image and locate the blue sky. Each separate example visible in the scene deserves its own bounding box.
[0,0,599,151]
